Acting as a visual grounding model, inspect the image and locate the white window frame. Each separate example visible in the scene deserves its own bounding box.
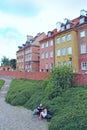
[62,36,66,43]
[45,52,48,58]
[57,62,61,67]
[50,51,53,57]
[79,18,85,24]
[41,53,44,59]
[62,61,66,66]
[50,63,53,69]
[57,49,60,56]
[61,26,65,31]
[56,38,60,44]
[81,62,87,70]
[62,47,66,56]
[45,41,48,47]
[41,43,44,48]
[80,31,85,38]
[50,40,53,46]
[81,43,86,54]
[68,46,72,55]
[67,34,72,41]
[66,24,70,29]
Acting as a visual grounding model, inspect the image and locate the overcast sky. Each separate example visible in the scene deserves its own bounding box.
[0,0,87,61]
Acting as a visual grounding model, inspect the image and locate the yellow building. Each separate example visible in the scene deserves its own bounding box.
[55,18,79,72]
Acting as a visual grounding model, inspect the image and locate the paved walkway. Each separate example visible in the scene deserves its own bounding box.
[0,77,48,130]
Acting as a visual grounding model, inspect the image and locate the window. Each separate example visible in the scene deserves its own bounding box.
[29,56,31,61]
[68,60,72,68]
[57,62,61,67]
[80,31,85,37]
[41,53,44,59]
[57,49,60,56]
[50,51,53,57]
[56,38,60,44]
[66,24,70,29]
[50,40,53,46]
[45,41,48,47]
[50,63,53,69]
[41,43,44,48]
[81,44,86,54]
[62,47,66,56]
[62,61,66,66]
[67,34,72,41]
[79,18,85,24]
[68,46,72,55]
[45,52,48,58]
[81,62,87,70]
[62,36,66,43]
[61,26,65,31]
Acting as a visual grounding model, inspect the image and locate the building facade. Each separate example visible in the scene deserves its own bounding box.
[39,30,57,72]
[16,33,45,72]
[55,18,79,72]
[76,9,87,72]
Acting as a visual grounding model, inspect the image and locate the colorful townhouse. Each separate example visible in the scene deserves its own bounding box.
[76,9,87,73]
[16,33,45,72]
[39,29,57,72]
[54,17,79,72]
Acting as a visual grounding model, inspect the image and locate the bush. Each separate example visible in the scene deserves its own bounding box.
[0,79,5,90]
[5,69,87,130]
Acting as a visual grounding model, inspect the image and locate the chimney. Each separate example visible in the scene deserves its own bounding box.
[27,35,33,42]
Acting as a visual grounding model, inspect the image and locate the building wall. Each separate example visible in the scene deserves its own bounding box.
[40,38,54,72]
[77,24,87,72]
[55,30,79,72]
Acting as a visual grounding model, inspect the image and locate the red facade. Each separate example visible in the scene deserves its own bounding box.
[40,30,57,72]
[77,15,87,73]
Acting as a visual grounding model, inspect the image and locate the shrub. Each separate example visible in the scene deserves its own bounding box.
[0,79,5,90]
[46,66,74,99]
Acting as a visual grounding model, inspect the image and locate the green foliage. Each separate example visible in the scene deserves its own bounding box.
[5,67,87,130]
[1,56,16,70]
[10,59,16,70]
[49,86,87,130]
[1,56,10,66]
[47,66,74,99]
[0,79,5,89]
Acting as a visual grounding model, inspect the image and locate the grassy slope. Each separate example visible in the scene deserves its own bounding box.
[5,79,87,130]
[0,79,5,90]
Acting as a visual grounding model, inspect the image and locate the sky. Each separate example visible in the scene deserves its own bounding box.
[0,0,87,62]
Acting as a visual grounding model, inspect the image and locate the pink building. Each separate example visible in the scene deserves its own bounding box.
[76,9,87,73]
[39,29,57,72]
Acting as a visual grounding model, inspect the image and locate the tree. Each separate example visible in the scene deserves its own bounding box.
[1,56,10,66]
[1,56,16,70]
[10,59,16,70]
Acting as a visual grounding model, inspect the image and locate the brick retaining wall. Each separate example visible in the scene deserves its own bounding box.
[0,70,87,86]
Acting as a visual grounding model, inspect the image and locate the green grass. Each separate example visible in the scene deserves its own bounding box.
[0,79,5,90]
[5,79,87,130]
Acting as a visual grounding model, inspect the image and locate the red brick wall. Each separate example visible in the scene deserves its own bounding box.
[0,70,87,86]
[0,70,49,80]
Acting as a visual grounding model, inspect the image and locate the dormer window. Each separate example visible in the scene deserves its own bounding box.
[66,24,70,29]
[48,31,52,37]
[79,17,85,24]
[56,22,61,32]
[61,26,65,31]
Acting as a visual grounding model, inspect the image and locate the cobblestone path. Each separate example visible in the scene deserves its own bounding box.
[0,77,48,130]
